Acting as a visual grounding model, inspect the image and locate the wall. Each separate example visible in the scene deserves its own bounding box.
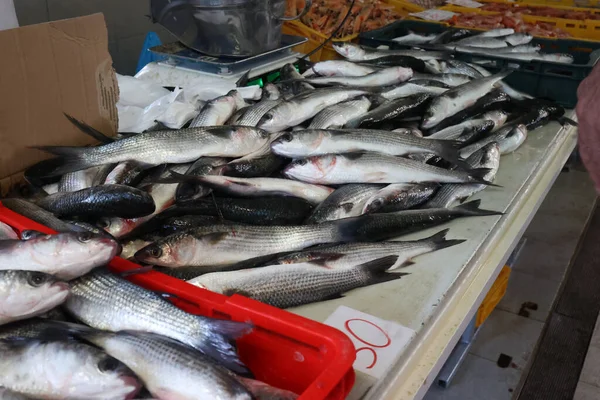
[14,0,172,75]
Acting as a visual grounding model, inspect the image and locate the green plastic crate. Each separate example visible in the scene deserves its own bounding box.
[358,20,600,107]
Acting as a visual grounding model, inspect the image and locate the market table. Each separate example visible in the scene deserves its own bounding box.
[290,116,579,400]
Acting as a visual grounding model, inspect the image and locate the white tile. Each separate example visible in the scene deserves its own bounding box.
[580,345,600,388]
[470,310,544,367]
[574,381,600,400]
[497,270,561,322]
[424,354,519,400]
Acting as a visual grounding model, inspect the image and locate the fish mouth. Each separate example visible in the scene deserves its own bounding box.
[121,376,142,399]
[52,281,70,291]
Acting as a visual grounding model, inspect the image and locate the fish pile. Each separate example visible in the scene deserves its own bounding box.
[285,0,404,37]
[448,12,571,38]
[390,27,574,63]
[0,44,573,397]
[480,3,600,20]
[0,221,296,399]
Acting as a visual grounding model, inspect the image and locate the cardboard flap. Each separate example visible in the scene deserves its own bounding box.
[0,13,118,190]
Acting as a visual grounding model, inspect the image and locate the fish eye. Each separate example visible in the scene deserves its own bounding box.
[263,113,273,121]
[98,219,110,228]
[149,246,163,258]
[28,272,49,287]
[281,133,293,142]
[98,356,121,372]
[295,159,308,166]
[77,232,93,243]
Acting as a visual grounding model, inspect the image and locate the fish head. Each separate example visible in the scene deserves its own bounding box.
[271,130,328,157]
[134,234,197,267]
[100,217,137,238]
[69,350,141,400]
[0,270,69,320]
[332,42,363,61]
[421,108,440,130]
[283,155,336,182]
[263,83,281,100]
[258,103,295,133]
[480,142,501,167]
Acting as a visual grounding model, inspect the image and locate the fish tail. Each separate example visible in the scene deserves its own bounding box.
[29,146,95,177]
[422,228,466,250]
[329,216,368,242]
[467,167,502,187]
[361,255,409,283]
[63,113,114,144]
[452,199,503,217]
[492,69,514,86]
[200,318,254,375]
[433,139,469,168]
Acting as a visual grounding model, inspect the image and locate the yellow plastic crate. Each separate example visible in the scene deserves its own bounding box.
[476,265,511,327]
[439,3,600,40]
[282,0,421,61]
[514,0,600,9]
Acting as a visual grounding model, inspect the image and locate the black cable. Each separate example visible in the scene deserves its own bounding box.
[299,0,358,62]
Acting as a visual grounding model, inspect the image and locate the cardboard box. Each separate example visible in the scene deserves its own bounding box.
[0,13,118,194]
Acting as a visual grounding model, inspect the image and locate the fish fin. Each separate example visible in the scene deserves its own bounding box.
[236,377,299,400]
[452,199,503,216]
[422,228,467,250]
[199,318,254,375]
[557,116,578,127]
[236,70,251,87]
[321,293,344,301]
[458,196,470,203]
[359,255,410,284]
[394,259,416,269]
[467,168,502,187]
[433,139,470,169]
[30,146,93,177]
[491,69,514,88]
[308,253,346,267]
[63,113,114,143]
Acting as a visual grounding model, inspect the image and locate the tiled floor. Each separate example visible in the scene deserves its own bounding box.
[425,168,597,400]
[575,318,600,399]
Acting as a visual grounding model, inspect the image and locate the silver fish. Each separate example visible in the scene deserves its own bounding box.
[310,60,376,77]
[361,183,438,213]
[175,157,228,203]
[422,71,511,129]
[236,84,283,127]
[0,221,18,240]
[308,97,372,129]
[283,153,492,185]
[428,118,494,141]
[189,256,402,308]
[258,88,368,132]
[170,174,333,204]
[391,32,437,45]
[424,143,500,208]
[306,184,384,224]
[271,129,463,163]
[64,269,252,374]
[454,36,509,48]
[504,33,533,46]
[58,166,102,192]
[411,73,471,87]
[0,232,119,280]
[496,44,541,53]
[382,82,448,100]
[274,229,464,270]
[86,331,253,400]
[332,42,448,61]
[460,124,528,158]
[36,126,270,177]
[440,59,484,79]
[301,66,413,87]
[475,28,514,37]
[1,199,81,233]
[0,270,69,325]
[189,90,242,127]
[0,339,140,400]
[104,161,146,186]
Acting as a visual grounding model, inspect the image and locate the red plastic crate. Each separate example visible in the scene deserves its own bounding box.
[0,201,356,399]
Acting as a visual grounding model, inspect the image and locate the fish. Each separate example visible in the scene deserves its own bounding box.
[0,338,141,400]
[104,161,146,187]
[121,238,153,260]
[0,388,31,400]
[153,215,226,235]
[236,84,283,127]
[309,60,376,77]
[362,183,438,213]
[454,36,509,48]
[271,129,464,164]
[460,124,528,158]
[391,31,437,45]
[283,153,493,185]
[274,229,464,270]
[189,256,403,308]
[279,63,314,98]
[357,55,427,72]
[345,93,432,128]
[0,270,70,325]
[300,66,413,87]
[1,199,81,233]
[333,43,448,61]
[220,134,285,178]
[0,232,120,280]
[164,196,314,226]
[58,166,102,192]
[34,126,271,177]
[134,213,397,267]
[306,184,384,224]
[0,221,18,240]
[424,143,501,208]
[84,331,253,400]
[237,377,299,400]
[189,90,241,127]
[308,97,372,129]
[422,71,512,129]
[258,88,368,132]
[440,59,484,79]
[411,73,472,87]
[429,29,472,44]
[495,44,541,53]
[504,33,533,46]
[169,174,334,204]
[476,28,515,37]
[64,269,252,374]
[0,318,82,340]
[175,157,228,203]
[427,119,495,141]
[35,184,156,219]
[382,82,449,100]
[20,230,53,240]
